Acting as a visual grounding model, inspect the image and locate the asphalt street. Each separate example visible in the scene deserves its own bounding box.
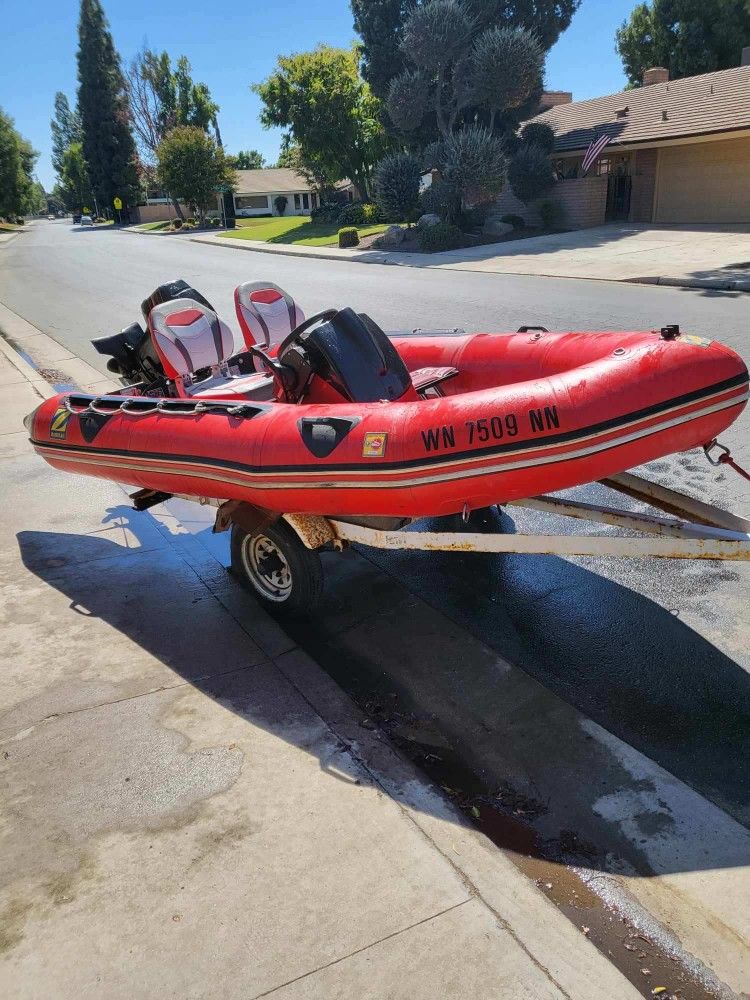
[2,225,748,791]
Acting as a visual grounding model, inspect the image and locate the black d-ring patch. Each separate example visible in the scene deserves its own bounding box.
[79,411,113,443]
[298,416,361,458]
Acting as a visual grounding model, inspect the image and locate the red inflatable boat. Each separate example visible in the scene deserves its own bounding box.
[27,280,748,520]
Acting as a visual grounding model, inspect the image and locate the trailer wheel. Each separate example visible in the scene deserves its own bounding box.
[230,520,323,617]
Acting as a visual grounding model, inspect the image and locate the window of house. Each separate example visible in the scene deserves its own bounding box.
[294,194,301,209]
[235,195,269,210]
[302,193,310,210]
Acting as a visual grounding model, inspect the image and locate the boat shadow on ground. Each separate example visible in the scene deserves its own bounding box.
[16,499,750,882]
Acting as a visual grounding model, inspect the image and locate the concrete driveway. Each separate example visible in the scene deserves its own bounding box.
[428,223,750,289]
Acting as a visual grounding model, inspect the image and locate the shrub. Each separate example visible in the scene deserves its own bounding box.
[337,202,366,225]
[501,213,526,229]
[538,199,565,230]
[418,221,463,252]
[95,216,106,224]
[508,144,555,204]
[422,127,508,222]
[338,226,359,248]
[361,202,383,223]
[311,201,341,224]
[373,152,421,223]
[467,202,493,228]
[519,122,556,154]
[15,217,24,225]
[172,218,183,229]
[186,216,198,226]
[418,180,460,224]
[274,195,288,215]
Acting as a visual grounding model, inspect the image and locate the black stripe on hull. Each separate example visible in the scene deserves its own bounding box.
[32,372,748,477]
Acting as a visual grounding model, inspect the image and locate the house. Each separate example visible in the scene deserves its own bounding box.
[231,170,360,217]
[231,168,321,217]
[499,52,750,229]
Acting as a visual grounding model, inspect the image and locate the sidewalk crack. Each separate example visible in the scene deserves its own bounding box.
[248,899,472,1000]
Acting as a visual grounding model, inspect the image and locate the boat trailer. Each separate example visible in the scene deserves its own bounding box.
[133,465,750,614]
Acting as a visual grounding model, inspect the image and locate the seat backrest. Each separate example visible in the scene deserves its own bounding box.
[148,298,234,379]
[234,281,305,352]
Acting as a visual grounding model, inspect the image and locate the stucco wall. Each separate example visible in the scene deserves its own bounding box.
[629,148,658,223]
[654,136,750,223]
[132,203,191,223]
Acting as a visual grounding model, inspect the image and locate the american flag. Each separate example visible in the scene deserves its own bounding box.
[582,129,612,174]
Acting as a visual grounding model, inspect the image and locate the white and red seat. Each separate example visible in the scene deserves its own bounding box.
[147,298,273,400]
[234,281,305,371]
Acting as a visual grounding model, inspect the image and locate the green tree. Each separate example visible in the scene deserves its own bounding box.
[384,1,543,220]
[275,136,301,168]
[0,108,39,218]
[77,0,139,212]
[253,45,390,197]
[387,5,544,140]
[352,0,580,104]
[228,149,266,170]
[156,125,234,223]
[59,142,94,212]
[50,92,83,176]
[126,48,221,159]
[616,0,750,86]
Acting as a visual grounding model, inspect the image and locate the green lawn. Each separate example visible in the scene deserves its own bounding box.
[223,215,398,247]
[136,220,171,231]
[0,221,24,232]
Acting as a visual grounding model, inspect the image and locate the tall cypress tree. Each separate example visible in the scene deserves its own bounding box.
[77,0,139,211]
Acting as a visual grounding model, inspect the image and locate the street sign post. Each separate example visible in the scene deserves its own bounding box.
[113,196,122,225]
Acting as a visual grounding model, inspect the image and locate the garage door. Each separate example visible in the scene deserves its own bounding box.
[654,136,750,223]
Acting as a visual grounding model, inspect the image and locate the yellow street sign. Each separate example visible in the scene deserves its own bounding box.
[113,197,122,210]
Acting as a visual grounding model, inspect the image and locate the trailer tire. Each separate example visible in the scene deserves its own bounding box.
[230,520,323,617]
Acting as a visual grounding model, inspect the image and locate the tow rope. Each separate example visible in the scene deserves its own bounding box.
[704,440,750,483]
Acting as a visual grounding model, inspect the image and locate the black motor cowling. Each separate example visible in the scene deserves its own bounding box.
[140,278,215,324]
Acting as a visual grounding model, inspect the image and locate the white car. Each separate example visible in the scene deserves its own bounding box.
[80,215,93,226]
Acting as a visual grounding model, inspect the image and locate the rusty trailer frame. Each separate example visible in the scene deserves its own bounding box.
[322,472,750,562]
[171,470,750,562]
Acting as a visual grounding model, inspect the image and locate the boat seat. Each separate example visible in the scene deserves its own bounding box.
[148,298,274,400]
[234,281,305,372]
[411,366,459,397]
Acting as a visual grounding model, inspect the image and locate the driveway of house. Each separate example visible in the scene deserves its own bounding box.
[415,223,750,288]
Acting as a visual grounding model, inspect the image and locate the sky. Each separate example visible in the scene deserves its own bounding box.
[2,0,637,192]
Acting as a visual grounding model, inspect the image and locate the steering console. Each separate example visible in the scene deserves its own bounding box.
[249,309,339,401]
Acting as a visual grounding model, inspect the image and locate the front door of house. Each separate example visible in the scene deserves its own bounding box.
[606,174,632,221]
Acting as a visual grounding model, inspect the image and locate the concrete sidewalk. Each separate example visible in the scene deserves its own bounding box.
[0,331,637,997]
[191,223,750,292]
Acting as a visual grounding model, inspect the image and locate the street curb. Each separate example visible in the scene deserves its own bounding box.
[0,332,51,392]
[189,233,400,265]
[0,306,56,400]
[626,275,750,293]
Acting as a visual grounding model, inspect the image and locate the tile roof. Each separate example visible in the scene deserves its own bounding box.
[527,65,750,153]
[234,168,313,194]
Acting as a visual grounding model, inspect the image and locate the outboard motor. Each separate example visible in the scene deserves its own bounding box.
[91,278,216,391]
[139,278,215,325]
